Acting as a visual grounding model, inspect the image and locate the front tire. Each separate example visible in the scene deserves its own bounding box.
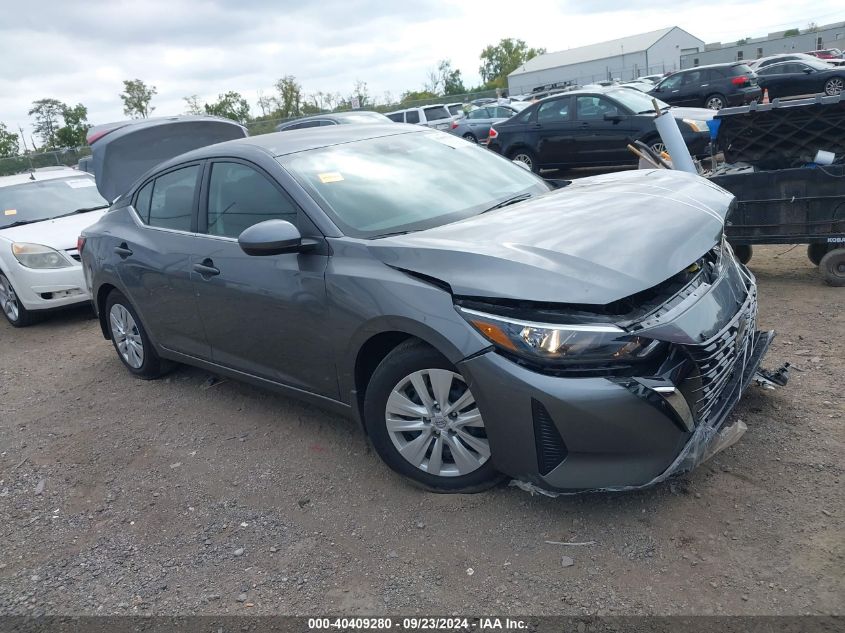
[0,272,37,327]
[363,340,501,493]
[819,248,845,286]
[705,93,727,110]
[808,243,830,266]
[105,289,171,379]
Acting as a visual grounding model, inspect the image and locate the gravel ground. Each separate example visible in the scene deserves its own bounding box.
[0,245,842,616]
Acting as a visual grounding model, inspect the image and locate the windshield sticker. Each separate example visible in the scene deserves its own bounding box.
[318,172,344,184]
[65,179,96,188]
[4,209,17,216]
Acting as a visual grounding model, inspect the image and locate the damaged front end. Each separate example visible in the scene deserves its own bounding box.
[454,240,782,494]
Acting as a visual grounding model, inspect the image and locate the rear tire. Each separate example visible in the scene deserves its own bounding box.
[732,244,753,265]
[363,339,502,493]
[0,272,38,327]
[462,133,478,144]
[705,93,727,110]
[509,148,539,173]
[807,243,830,267]
[824,77,844,96]
[105,289,172,379]
[819,248,845,286]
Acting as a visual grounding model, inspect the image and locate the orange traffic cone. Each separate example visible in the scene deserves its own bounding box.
[761,88,770,105]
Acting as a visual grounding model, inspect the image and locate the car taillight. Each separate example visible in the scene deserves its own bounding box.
[77,236,86,253]
[451,121,458,129]
[731,76,749,86]
[489,127,498,139]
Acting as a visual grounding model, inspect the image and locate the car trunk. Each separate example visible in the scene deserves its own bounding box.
[87,116,248,202]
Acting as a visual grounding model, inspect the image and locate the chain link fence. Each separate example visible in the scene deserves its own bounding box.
[0,146,91,177]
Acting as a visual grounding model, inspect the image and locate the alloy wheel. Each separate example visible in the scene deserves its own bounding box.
[706,96,724,110]
[0,274,19,322]
[109,303,144,369]
[384,368,489,477]
[462,134,477,144]
[825,77,844,96]
[650,142,667,155]
[512,153,533,169]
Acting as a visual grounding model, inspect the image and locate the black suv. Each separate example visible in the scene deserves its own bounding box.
[649,63,761,110]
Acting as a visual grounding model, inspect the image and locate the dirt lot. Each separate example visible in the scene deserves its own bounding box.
[0,245,842,616]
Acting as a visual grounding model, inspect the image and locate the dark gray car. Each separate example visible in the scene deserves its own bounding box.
[276,111,389,131]
[81,119,774,494]
[449,104,525,144]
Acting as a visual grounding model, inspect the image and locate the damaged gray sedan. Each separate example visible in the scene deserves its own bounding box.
[81,119,775,494]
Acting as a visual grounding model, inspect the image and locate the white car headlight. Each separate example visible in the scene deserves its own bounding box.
[458,307,662,366]
[11,243,73,269]
[683,119,710,133]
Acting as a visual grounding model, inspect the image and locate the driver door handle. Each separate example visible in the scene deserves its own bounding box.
[193,259,220,277]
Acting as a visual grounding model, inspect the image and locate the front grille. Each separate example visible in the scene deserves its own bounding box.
[532,399,568,476]
[683,289,757,425]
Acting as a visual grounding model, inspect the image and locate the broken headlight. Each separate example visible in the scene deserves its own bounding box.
[459,307,662,366]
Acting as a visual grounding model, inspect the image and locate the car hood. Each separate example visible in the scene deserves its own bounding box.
[668,107,716,121]
[368,169,733,305]
[0,210,107,251]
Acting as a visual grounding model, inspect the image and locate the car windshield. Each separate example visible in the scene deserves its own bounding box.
[0,175,107,230]
[605,88,669,114]
[279,132,549,238]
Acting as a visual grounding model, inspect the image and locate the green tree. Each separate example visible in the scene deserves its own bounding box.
[203,91,251,123]
[0,122,19,158]
[479,38,546,89]
[401,90,438,103]
[55,103,90,148]
[28,98,65,148]
[183,95,203,115]
[425,60,467,96]
[274,75,302,118]
[783,28,800,37]
[120,79,157,118]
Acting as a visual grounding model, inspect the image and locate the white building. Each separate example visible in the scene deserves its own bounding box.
[507,27,704,95]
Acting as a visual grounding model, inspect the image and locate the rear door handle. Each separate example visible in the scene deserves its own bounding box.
[114,243,133,258]
[193,259,220,277]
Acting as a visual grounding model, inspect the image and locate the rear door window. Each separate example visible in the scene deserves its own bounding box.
[537,98,571,123]
[423,105,450,121]
[147,165,200,231]
[405,110,420,124]
[133,180,153,223]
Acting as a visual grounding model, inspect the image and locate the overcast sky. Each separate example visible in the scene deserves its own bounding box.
[1,0,842,143]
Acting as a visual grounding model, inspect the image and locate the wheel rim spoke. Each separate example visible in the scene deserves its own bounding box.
[443,388,474,416]
[386,418,427,433]
[455,429,491,459]
[444,434,482,473]
[427,434,444,475]
[427,369,453,409]
[398,429,433,468]
[454,408,483,428]
[408,372,435,413]
[386,390,429,419]
[110,304,144,368]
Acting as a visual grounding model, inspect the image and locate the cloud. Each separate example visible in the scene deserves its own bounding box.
[1,0,841,142]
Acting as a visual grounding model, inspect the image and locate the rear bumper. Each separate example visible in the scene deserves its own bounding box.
[727,87,762,106]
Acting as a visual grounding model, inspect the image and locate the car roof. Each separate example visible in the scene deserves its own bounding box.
[279,110,385,126]
[0,167,87,188]
[159,124,426,166]
[675,61,750,72]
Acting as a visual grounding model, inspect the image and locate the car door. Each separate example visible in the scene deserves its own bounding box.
[652,73,684,105]
[680,69,708,106]
[533,96,576,167]
[571,95,639,165]
[191,159,336,397]
[117,162,211,359]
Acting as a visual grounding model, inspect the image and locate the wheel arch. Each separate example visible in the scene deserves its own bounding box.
[96,283,118,339]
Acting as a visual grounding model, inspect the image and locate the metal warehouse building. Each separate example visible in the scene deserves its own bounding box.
[680,21,845,68]
[507,27,704,95]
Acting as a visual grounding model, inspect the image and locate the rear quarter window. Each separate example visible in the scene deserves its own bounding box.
[423,106,450,121]
[731,64,754,75]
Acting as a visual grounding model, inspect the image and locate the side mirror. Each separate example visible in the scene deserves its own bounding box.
[238,219,312,256]
[603,113,622,122]
[652,86,662,93]
[803,67,814,74]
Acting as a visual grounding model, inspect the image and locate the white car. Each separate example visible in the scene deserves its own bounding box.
[0,167,108,327]
[385,105,454,130]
